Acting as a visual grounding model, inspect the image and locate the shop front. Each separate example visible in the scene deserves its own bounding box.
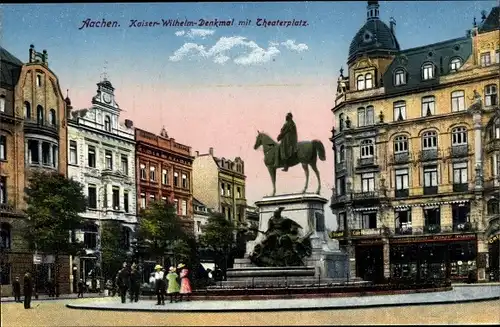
[390,233,477,281]
[354,239,384,283]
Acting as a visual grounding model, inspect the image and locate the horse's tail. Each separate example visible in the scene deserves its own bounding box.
[313,140,326,161]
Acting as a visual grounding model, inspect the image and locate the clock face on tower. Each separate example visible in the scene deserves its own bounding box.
[103,93,112,104]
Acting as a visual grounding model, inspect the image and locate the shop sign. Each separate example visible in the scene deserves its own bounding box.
[329,231,345,238]
[329,229,383,238]
[391,233,476,244]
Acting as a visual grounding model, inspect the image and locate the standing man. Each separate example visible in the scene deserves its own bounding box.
[154,264,165,305]
[77,278,84,298]
[12,276,21,303]
[23,271,33,309]
[116,262,130,304]
[276,112,298,172]
[129,263,141,303]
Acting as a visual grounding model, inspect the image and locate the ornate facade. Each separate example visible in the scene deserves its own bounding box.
[135,127,194,233]
[192,147,247,223]
[67,78,136,287]
[330,2,500,282]
[0,45,70,295]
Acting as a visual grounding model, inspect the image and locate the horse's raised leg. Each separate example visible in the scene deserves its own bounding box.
[302,163,309,194]
[311,162,321,194]
[268,166,277,196]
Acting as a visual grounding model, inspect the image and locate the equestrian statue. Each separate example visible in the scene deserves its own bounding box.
[254,112,326,196]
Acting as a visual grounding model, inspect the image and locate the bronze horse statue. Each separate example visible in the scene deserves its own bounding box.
[254,131,326,196]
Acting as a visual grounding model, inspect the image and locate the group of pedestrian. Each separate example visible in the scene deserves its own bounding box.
[113,262,142,303]
[11,271,34,309]
[154,263,192,305]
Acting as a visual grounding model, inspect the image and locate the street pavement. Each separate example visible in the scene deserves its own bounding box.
[65,285,500,312]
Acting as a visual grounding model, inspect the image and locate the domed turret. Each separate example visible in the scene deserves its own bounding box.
[64,89,72,106]
[348,1,400,64]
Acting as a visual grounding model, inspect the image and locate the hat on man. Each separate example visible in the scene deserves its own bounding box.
[154,264,163,270]
[177,263,185,269]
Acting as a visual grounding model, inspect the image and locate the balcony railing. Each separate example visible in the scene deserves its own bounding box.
[395,189,409,198]
[452,183,469,192]
[424,224,441,234]
[395,227,413,235]
[419,149,438,161]
[423,186,438,195]
[450,144,468,157]
[357,157,376,167]
[0,203,15,213]
[393,152,410,164]
[352,191,380,200]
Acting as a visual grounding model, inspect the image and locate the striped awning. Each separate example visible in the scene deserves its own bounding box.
[392,199,470,209]
[352,207,379,212]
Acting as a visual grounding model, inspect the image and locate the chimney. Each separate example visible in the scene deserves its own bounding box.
[209,147,214,156]
[195,151,199,157]
[389,17,396,35]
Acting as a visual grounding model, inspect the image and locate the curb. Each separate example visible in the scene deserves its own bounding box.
[65,295,500,313]
[1,295,105,303]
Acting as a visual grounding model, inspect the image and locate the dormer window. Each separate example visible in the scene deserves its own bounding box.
[450,57,462,71]
[357,75,365,91]
[481,52,491,67]
[365,73,373,89]
[422,63,435,80]
[104,116,111,131]
[394,69,406,86]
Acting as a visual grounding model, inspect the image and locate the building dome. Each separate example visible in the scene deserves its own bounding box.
[348,1,400,64]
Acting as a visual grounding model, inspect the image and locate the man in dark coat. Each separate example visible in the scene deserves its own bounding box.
[23,272,33,309]
[129,263,141,302]
[116,262,130,304]
[276,112,298,172]
[77,279,84,298]
[12,276,21,303]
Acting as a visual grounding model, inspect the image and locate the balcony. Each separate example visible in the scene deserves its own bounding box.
[331,194,349,205]
[395,189,409,198]
[419,149,438,161]
[423,186,438,195]
[485,139,500,153]
[424,224,441,234]
[356,157,376,167]
[450,145,468,158]
[453,222,473,232]
[395,227,413,235]
[24,118,59,139]
[393,152,410,164]
[335,161,346,172]
[452,183,469,192]
[352,191,379,201]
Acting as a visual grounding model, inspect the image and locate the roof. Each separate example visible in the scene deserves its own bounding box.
[382,36,472,94]
[0,46,23,87]
[479,6,500,33]
[193,198,207,207]
[348,19,400,63]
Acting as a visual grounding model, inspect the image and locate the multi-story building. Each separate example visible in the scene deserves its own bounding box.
[135,127,194,233]
[193,198,211,238]
[67,77,137,287]
[192,147,247,223]
[0,45,70,295]
[330,1,499,282]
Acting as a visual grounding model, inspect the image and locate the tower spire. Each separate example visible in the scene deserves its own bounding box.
[101,60,109,81]
[367,0,380,21]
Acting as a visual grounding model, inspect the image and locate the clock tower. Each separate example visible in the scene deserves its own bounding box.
[92,78,119,109]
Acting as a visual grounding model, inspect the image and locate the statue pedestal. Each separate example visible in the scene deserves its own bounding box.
[244,193,348,279]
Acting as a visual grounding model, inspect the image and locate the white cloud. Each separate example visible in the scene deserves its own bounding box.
[281,40,309,52]
[174,28,215,39]
[169,36,308,65]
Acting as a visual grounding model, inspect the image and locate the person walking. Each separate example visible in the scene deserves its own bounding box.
[23,271,33,309]
[178,263,192,302]
[166,266,180,303]
[154,264,166,305]
[12,276,21,303]
[117,262,130,304]
[77,279,84,298]
[129,263,141,303]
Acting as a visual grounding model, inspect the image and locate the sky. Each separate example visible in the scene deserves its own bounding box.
[2,1,498,230]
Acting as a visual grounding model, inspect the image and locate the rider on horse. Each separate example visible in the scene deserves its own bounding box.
[276,112,298,172]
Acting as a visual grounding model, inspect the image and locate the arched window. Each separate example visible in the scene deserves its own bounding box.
[360,139,374,158]
[487,199,499,215]
[337,145,345,163]
[451,126,467,145]
[422,131,438,149]
[357,75,365,91]
[365,73,373,89]
[450,57,462,71]
[23,102,31,119]
[394,135,408,153]
[485,84,498,106]
[0,135,6,160]
[36,105,44,124]
[0,222,11,249]
[104,116,111,132]
[422,63,435,80]
[394,69,406,86]
[339,113,344,131]
[49,109,56,126]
